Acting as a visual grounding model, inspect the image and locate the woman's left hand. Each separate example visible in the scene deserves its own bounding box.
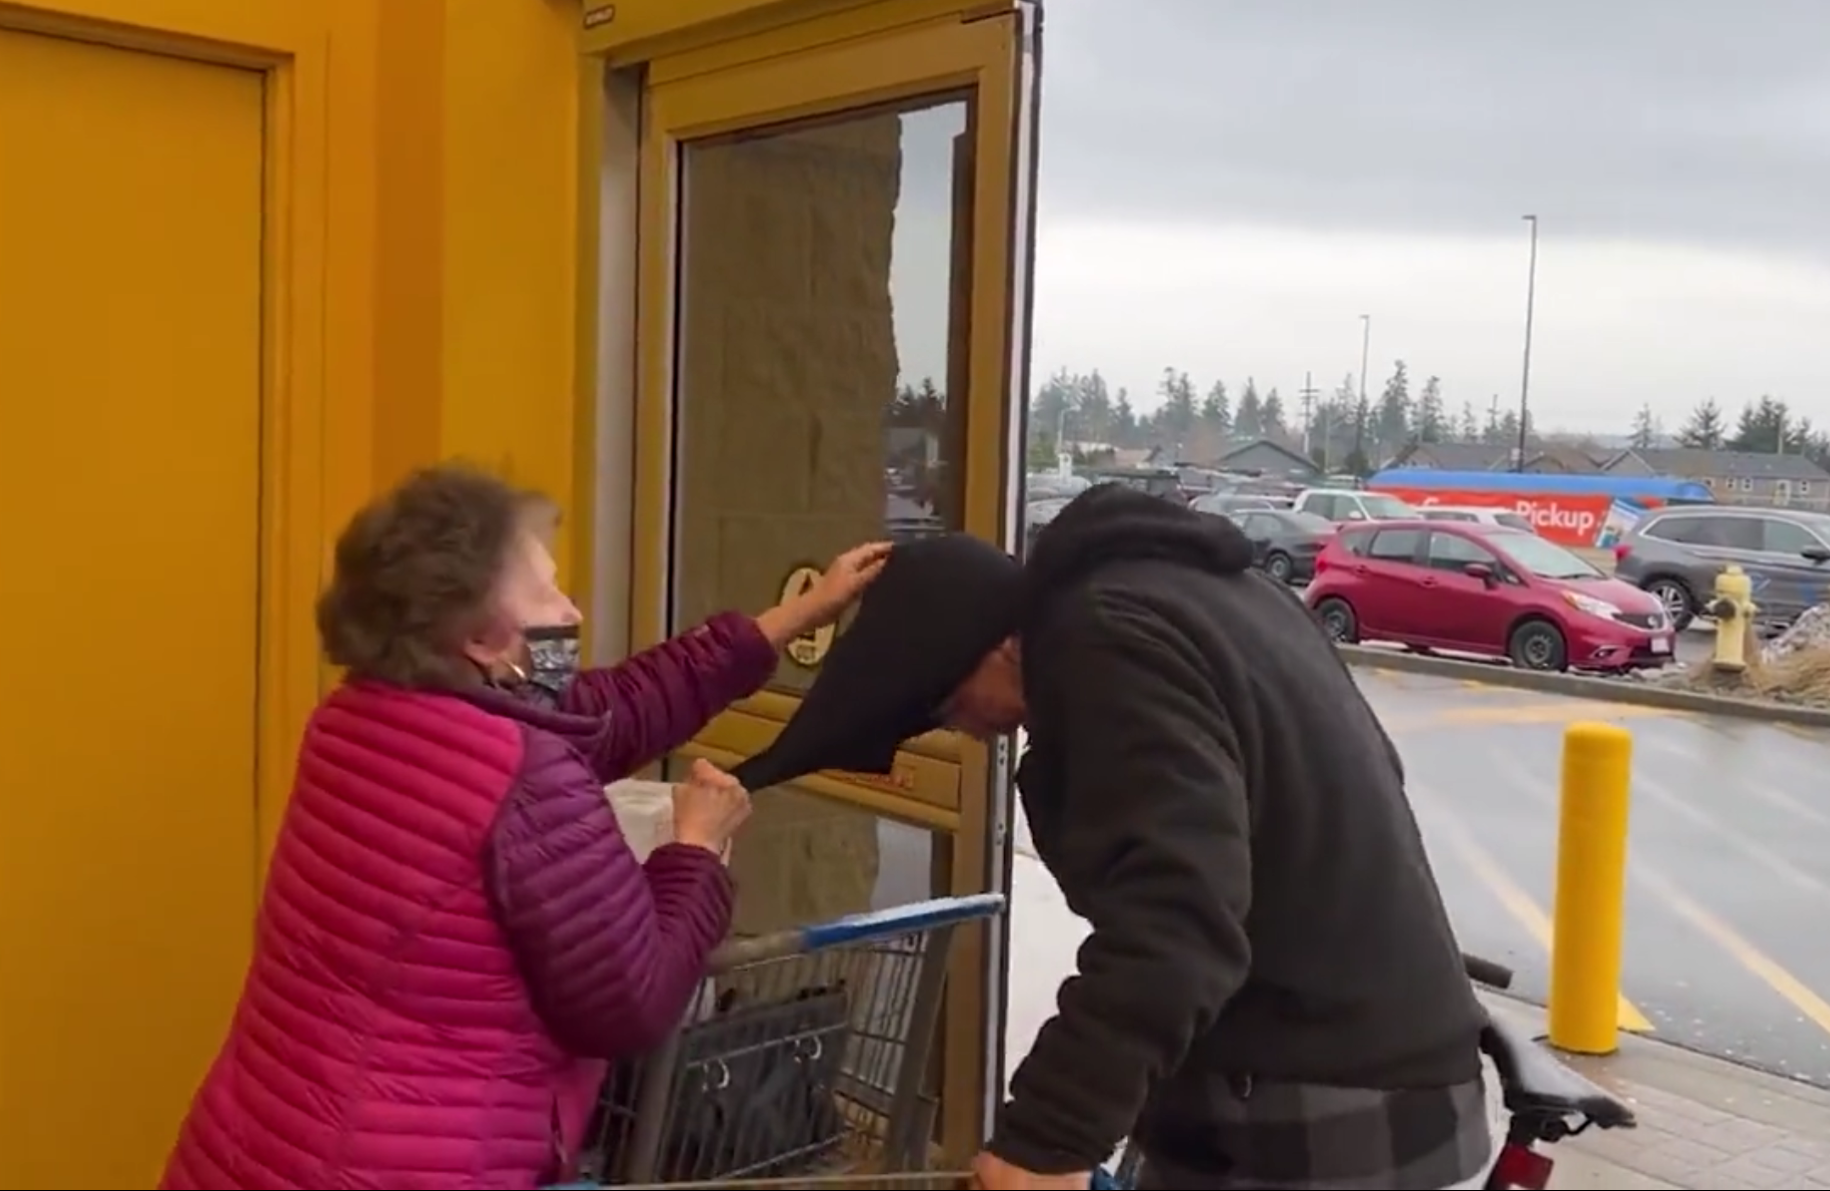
[799,541,892,627]
[755,541,892,649]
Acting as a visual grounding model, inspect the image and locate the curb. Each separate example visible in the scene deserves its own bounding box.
[1338,644,1830,729]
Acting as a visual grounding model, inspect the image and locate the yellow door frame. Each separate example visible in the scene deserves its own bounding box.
[575,0,1035,1162]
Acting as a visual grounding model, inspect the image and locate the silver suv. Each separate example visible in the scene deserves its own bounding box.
[1613,506,1830,629]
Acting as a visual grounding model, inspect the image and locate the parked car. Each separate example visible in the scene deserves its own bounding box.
[886,493,945,542]
[1612,505,1830,631]
[1025,472,1091,502]
[1228,508,1335,584]
[1294,487,1418,523]
[1084,465,1186,502]
[1418,505,1537,533]
[1190,492,1277,517]
[1022,496,1072,555]
[1304,521,1675,672]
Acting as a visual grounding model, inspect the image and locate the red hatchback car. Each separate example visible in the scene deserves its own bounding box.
[1304,520,1676,672]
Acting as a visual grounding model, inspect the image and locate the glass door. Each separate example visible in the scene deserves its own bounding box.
[627,5,1038,1164]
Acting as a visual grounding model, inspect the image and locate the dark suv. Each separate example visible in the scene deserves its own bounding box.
[1613,506,1830,629]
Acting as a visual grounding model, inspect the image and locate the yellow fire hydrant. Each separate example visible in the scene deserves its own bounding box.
[1705,565,1755,673]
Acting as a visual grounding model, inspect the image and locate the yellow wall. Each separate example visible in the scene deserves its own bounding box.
[1,0,942,1183]
[0,0,582,1184]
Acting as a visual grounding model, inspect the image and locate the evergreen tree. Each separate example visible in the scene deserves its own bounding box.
[1028,368,1076,449]
[1199,380,1231,435]
[1727,396,1790,454]
[1629,402,1660,451]
[1496,409,1521,451]
[1260,388,1287,440]
[1234,377,1264,439]
[1676,398,1726,449]
[1414,376,1445,444]
[1075,371,1113,445]
[1112,388,1137,446]
[1374,360,1412,452]
[1480,398,1505,445]
[1156,367,1197,445]
[1455,400,1480,442]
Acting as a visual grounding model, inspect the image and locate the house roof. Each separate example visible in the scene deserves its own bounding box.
[1610,448,1830,482]
[1394,442,1513,470]
[1217,437,1316,471]
[1392,441,1606,473]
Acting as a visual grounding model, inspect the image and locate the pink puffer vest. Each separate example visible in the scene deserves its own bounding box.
[160,684,603,1190]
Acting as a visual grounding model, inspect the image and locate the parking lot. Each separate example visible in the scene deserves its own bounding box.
[1343,668,1830,1085]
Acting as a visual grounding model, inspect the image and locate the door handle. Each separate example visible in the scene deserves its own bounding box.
[1420,577,1438,587]
[1350,564,1369,575]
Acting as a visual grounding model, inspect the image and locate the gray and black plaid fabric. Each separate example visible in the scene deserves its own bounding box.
[1136,1074,1491,1190]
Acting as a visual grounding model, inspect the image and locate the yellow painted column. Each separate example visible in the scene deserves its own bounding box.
[439,0,584,571]
[370,0,449,489]
[330,0,581,534]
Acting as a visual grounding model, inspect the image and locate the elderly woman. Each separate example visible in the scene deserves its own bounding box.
[158,464,887,1191]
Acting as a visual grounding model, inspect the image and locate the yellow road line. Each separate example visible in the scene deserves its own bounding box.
[1478,751,1830,1042]
[1634,864,1830,1040]
[1439,702,1678,725]
[1384,702,1679,732]
[1420,797,1654,1033]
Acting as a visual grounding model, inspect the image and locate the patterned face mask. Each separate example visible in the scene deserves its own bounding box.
[521,624,582,699]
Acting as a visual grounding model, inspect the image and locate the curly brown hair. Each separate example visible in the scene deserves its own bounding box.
[316,463,555,688]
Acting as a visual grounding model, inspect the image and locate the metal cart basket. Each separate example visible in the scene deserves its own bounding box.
[576,894,1006,1186]
[553,1176,974,1191]
[551,1166,1131,1189]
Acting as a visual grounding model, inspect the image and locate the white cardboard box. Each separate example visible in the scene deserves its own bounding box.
[603,779,679,863]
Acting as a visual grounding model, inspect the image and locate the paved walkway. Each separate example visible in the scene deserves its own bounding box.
[1004,854,1830,1190]
[1481,994,1830,1189]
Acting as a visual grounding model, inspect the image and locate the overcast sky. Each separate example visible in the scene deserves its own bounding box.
[1010,0,1830,436]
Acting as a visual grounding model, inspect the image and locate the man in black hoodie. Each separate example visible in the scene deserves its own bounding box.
[934,485,1495,1189]
[737,485,1491,1189]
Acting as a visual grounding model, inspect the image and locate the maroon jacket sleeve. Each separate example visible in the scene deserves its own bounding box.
[484,730,735,1058]
[560,611,776,782]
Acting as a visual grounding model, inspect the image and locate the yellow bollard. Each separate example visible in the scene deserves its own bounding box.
[1547,721,1634,1056]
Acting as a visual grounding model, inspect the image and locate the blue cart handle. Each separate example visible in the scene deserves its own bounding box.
[799,892,1007,951]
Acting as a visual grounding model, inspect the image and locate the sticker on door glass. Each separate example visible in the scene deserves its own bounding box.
[779,564,836,668]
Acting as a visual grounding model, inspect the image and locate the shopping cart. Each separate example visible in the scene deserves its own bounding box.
[569,894,1007,1187]
[551,1171,1129,1190]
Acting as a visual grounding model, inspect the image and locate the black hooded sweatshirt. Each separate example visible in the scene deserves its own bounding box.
[989,486,1485,1175]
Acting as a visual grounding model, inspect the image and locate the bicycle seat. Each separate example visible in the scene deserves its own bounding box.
[1479,1015,1636,1129]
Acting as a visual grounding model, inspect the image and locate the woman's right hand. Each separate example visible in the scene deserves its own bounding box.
[671,759,752,855]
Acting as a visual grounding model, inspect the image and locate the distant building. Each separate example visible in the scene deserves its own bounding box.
[1387,441,1607,474]
[1600,448,1830,511]
[1216,437,1323,480]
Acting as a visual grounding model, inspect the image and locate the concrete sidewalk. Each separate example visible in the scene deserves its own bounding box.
[1004,854,1830,1190]
[1482,995,1830,1189]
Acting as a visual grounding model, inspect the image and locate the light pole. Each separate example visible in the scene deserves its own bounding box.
[1516,214,1539,471]
[1350,313,1372,467]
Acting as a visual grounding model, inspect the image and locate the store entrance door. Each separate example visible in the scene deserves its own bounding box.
[599,0,1040,1162]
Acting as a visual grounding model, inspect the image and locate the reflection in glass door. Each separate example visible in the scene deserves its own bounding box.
[672,96,975,695]
[626,8,1039,1164]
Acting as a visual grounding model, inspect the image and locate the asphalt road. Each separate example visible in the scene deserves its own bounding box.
[863,658,1830,1088]
[1378,667,1830,1087]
